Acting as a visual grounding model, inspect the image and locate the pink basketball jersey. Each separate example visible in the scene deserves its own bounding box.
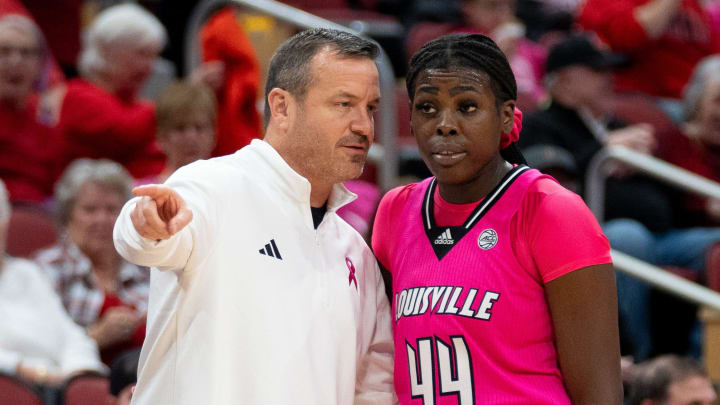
[379,166,579,404]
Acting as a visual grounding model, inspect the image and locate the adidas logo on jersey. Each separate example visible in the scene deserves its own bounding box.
[259,239,282,260]
[434,229,454,245]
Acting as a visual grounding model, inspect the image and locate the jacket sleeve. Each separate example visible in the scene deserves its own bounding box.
[0,349,21,375]
[354,259,396,404]
[113,163,220,271]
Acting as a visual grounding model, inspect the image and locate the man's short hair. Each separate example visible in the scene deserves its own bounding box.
[628,355,708,405]
[155,80,217,136]
[263,28,378,127]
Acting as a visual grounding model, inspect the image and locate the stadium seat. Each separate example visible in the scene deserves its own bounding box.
[62,373,112,405]
[6,205,58,258]
[0,373,43,405]
[611,92,680,145]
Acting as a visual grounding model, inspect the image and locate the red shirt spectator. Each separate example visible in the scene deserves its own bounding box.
[58,78,164,179]
[579,0,720,99]
[0,96,59,202]
[200,7,262,155]
[0,14,61,202]
[56,3,168,179]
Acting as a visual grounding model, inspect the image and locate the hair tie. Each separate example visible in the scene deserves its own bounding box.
[500,107,523,149]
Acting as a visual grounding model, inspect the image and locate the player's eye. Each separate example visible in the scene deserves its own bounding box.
[414,102,436,114]
[459,102,477,113]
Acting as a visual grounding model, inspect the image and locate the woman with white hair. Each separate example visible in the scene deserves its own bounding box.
[0,14,61,203]
[56,3,167,180]
[0,178,106,387]
[35,159,150,366]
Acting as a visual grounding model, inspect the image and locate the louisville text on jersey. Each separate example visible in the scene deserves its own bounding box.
[394,286,500,322]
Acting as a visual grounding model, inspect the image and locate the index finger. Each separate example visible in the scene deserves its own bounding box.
[133,184,174,200]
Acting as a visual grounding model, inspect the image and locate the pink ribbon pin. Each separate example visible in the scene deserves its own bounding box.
[346,257,358,290]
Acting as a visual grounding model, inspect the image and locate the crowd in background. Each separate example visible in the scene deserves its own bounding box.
[1,0,720,403]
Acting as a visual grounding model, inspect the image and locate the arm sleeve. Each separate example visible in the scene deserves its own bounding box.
[354,261,396,405]
[25,261,106,376]
[113,163,220,271]
[46,288,107,376]
[0,350,22,375]
[578,0,651,53]
[525,187,612,284]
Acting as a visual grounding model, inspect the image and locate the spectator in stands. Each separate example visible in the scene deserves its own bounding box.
[200,6,262,155]
[56,3,167,180]
[658,55,720,227]
[149,80,217,184]
[0,14,60,203]
[520,34,720,362]
[628,355,717,405]
[35,159,149,366]
[578,0,720,121]
[456,0,548,110]
[0,178,106,388]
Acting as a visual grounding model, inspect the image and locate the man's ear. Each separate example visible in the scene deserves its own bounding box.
[500,100,516,134]
[267,88,293,131]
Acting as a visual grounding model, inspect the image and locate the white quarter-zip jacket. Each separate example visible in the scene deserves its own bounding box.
[114,140,394,405]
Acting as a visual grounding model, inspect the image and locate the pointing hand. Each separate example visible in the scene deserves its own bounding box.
[130,185,193,240]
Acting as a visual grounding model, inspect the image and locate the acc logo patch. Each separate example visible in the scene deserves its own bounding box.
[477,229,498,250]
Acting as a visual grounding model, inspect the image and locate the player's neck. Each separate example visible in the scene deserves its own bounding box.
[437,158,512,204]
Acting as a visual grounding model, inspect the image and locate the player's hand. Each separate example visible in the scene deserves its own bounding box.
[606,124,657,155]
[131,185,193,240]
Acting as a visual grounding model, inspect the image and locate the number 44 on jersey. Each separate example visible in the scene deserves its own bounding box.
[407,335,474,404]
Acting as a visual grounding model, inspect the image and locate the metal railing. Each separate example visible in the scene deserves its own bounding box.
[613,250,720,311]
[586,145,720,311]
[185,0,398,191]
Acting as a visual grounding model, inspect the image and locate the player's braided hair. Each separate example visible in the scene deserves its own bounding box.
[406,33,517,107]
[406,33,525,164]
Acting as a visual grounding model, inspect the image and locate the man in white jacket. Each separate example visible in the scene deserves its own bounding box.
[113,28,394,404]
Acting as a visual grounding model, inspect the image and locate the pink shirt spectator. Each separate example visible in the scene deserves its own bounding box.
[372,167,611,404]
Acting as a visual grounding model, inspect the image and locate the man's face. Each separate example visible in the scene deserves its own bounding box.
[286,50,380,186]
[0,24,41,103]
[663,375,717,405]
[696,77,720,147]
[561,65,614,112]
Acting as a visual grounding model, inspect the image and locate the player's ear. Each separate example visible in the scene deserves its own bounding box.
[500,100,516,135]
[267,88,294,131]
